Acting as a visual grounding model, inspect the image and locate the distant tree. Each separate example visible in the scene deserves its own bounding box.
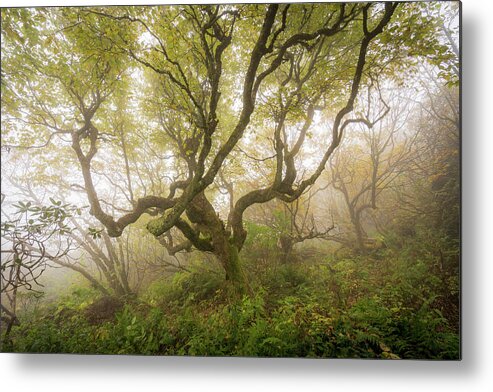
[392,83,459,248]
[271,191,335,263]
[328,85,418,251]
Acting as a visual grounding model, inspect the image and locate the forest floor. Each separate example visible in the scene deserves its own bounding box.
[1,244,460,359]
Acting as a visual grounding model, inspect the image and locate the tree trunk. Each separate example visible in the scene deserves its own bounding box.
[187,192,249,295]
[1,264,20,348]
[215,240,248,296]
[207,214,248,295]
[353,219,366,252]
[348,205,367,253]
[278,234,294,263]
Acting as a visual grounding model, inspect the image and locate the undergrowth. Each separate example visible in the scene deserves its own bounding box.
[4,248,459,359]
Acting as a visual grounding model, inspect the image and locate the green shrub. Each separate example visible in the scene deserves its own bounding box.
[144,263,224,307]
